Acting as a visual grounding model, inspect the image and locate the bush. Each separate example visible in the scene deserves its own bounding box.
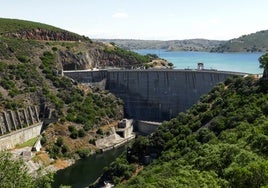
[76,148,91,158]
[89,139,96,145]
[70,129,78,139]
[56,137,64,147]
[68,125,75,132]
[96,128,104,135]
[78,129,86,137]
[40,136,47,145]
[17,55,29,63]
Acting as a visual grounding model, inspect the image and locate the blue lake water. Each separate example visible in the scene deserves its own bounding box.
[135,49,264,74]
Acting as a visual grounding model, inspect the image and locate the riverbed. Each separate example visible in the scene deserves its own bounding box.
[52,145,127,188]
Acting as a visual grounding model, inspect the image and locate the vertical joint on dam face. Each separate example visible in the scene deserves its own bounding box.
[9,110,17,130]
[16,110,23,129]
[28,106,35,125]
[33,106,40,122]
[23,109,30,126]
[3,112,11,132]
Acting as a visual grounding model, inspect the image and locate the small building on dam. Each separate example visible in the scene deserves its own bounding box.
[64,69,246,122]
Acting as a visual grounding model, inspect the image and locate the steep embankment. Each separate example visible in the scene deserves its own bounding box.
[101,75,268,187]
[0,18,154,157]
[211,30,268,52]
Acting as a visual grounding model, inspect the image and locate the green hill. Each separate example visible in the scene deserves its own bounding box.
[101,75,268,187]
[0,18,66,34]
[211,30,268,52]
[0,18,154,158]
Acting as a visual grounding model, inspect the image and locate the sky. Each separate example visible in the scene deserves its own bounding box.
[0,0,268,40]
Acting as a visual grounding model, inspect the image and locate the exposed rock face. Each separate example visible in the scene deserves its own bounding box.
[59,48,143,70]
[4,28,81,41]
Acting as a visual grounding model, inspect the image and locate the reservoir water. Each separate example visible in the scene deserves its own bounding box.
[52,145,126,188]
[135,50,264,74]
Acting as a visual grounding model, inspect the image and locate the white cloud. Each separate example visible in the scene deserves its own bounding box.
[112,11,128,19]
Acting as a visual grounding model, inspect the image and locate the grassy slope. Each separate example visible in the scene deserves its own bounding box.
[0,18,63,34]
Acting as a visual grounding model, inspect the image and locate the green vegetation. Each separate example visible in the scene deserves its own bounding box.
[0,152,54,188]
[0,18,64,34]
[102,73,268,187]
[76,148,91,158]
[16,136,39,148]
[104,46,153,66]
[0,19,133,128]
[0,18,83,41]
[211,30,268,52]
[259,53,268,78]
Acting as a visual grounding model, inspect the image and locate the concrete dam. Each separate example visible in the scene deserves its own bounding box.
[64,69,246,121]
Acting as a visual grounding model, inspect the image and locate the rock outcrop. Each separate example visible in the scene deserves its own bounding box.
[4,28,82,41]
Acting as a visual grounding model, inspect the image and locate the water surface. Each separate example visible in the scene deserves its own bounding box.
[52,146,126,188]
[135,50,263,74]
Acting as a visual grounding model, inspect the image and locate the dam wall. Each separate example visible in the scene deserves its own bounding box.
[0,106,43,150]
[0,123,42,150]
[64,69,244,121]
[135,121,162,135]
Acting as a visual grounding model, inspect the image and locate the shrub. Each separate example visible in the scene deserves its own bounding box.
[96,128,104,135]
[56,137,64,147]
[70,129,78,139]
[76,148,91,158]
[68,125,75,132]
[78,129,86,137]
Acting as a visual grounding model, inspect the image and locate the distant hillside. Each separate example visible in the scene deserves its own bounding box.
[96,39,224,52]
[98,30,268,53]
[211,30,268,52]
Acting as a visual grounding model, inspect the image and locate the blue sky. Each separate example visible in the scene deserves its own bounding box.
[1,0,268,40]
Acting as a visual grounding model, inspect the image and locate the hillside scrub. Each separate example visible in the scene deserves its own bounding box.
[0,18,156,158]
[101,75,268,187]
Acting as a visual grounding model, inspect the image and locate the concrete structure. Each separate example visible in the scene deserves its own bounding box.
[0,106,43,150]
[0,122,42,150]
[64,69,246,121]
[32,136,42,152]
[197,63,204,70]
[135,121,161,135]
[95,119,135,151]
[116,119,133,138]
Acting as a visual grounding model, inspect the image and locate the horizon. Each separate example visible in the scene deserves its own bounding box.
[1,0,268,41]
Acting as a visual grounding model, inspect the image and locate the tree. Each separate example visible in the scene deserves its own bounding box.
[0,152,53,188]
[259,53,268,78]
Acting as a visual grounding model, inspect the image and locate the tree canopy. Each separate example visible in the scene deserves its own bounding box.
[0,152,53,188]
[259,53,268,78]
